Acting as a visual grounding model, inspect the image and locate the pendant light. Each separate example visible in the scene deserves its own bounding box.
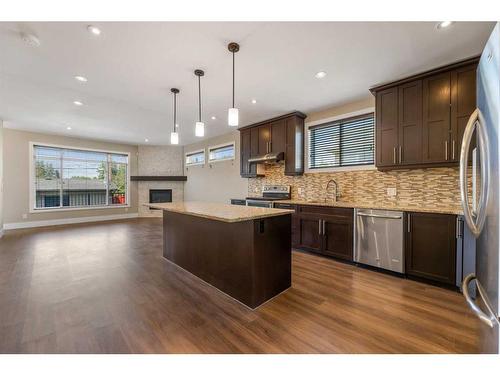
[194,69,205,137]
[228,42,240,127]
[170,88,179,145]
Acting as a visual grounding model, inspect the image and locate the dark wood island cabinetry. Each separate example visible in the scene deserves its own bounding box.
[149,202,293,309]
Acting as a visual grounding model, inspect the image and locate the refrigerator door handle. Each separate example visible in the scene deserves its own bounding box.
[459,108,490,238]
[462,274,499,328]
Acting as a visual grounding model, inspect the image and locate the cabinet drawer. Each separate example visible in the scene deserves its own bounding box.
[274,203,296,211]
[297,205,353,219]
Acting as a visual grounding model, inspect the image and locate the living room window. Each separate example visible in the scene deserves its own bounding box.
[31,144,129,211]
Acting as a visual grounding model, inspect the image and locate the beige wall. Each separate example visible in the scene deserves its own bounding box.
[306,96,375,123]
[2,128,139,225]
[184,131,247,203]
[0,121,3,234]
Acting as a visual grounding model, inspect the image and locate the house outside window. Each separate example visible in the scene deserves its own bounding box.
[31,144,129,211]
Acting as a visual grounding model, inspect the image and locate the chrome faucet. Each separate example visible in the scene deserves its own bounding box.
[325,179,340,203]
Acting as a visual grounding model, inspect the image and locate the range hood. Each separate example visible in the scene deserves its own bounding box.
[248,152,284,164]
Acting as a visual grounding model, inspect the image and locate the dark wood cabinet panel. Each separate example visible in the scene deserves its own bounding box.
[376,87,399,167]
[240,129,251,176]
[239,112,306,177]
[322,218,353,261]
[398,80,423,165]
[270,120,286,154]
[258,124,271,154]
[451,64,477,162]
[405,212,457,286]
[284,116,304,176]
[422,72,452,163]
[297,215,322,253]
[372,56,478,171]
[295,205,353,261]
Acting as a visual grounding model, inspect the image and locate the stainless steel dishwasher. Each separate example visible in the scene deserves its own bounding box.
[354,208,404,273]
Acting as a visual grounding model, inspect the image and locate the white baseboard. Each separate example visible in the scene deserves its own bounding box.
[3,213,139,230]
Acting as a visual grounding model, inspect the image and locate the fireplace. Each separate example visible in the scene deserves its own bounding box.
[149,189,172,209]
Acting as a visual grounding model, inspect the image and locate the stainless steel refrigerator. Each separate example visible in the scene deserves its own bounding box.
[461,22,500,354]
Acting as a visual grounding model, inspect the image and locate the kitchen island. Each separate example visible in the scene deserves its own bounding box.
[147,201,293,309]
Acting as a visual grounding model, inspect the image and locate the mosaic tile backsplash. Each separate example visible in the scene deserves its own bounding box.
[248,164,464,212]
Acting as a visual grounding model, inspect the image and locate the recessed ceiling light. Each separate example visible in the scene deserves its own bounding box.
[87,25,101,35]
[145,138,149,142]
[66,126,72,130]
[437,21,454,29]
[251,99,257,104]
[211,116,216,120]
[73,100,83,106]
[21,32,41,47]
[315,71,327,79]
[74,75,88,82]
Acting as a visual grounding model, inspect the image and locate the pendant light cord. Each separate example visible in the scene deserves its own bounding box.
[173,92,177,133]
[198,75,202,122]
[232,52,235,108]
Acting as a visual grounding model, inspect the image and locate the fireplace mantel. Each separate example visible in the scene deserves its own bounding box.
[131,176,187,181]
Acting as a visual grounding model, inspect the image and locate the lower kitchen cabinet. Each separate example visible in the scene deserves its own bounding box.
[405,212,457,286]
[293,205,354,261]
[322,216,353,261]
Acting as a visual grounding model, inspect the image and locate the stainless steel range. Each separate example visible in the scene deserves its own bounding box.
[246,185,291,208]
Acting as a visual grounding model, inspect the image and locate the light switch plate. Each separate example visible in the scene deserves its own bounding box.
[387,187,397,197]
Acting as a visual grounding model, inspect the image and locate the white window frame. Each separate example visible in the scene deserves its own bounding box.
[207,141,236,163]
[305,107,376,173]
[29,142,131,213]
[185,148,206,167]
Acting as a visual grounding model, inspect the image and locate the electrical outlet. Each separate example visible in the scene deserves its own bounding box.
[387,188,397,197]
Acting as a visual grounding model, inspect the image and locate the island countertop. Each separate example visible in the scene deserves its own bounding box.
[146,201,294,223]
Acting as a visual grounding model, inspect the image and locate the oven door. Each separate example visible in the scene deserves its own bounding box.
[246,199,273,208]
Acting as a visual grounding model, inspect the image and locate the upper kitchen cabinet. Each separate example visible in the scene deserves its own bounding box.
[238,111,306,177]
[371,56,478,170]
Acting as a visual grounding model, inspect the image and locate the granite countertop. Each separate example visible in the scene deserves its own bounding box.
[145,201,294,223]
[277,199,463,215]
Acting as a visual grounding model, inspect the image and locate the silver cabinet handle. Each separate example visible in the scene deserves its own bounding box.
[452,140,456,160]
[318,220,322,235]
[393,147,397,164]
[445,140,448,161]
[357,212,402,219]
[322,220,326,235]
[399,146,402,164]
[460,108,489,238]
[462,274,499,328]
[407,213,411,233]
[269,141,272,153]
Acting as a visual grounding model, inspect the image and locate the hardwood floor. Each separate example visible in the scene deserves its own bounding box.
[0,218,481,353]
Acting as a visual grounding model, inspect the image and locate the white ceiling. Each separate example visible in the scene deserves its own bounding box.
[0,22,495,146]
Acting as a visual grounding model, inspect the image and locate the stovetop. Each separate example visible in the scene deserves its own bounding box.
[245,196,288,201]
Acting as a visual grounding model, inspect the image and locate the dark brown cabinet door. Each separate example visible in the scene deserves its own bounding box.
[398,80,423,165]
[258,123,271,155]
[284,116,304,176]
[240,129,251,176]
[376,87,399,167]
[405,212,457,286]
[296,215,322,253]
[322,217,353,261]
[451,64,477,162]
[422,72,452,163]
[270,120,286,154]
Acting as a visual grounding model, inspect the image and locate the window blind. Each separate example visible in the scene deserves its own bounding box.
[309,113,374,169]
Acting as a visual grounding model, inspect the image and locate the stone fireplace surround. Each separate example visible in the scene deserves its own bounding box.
[137,146,184,218]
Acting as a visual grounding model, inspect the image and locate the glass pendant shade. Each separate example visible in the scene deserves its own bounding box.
[195,122,205,137]
[228,107,239,127]
[170,131,179,145]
